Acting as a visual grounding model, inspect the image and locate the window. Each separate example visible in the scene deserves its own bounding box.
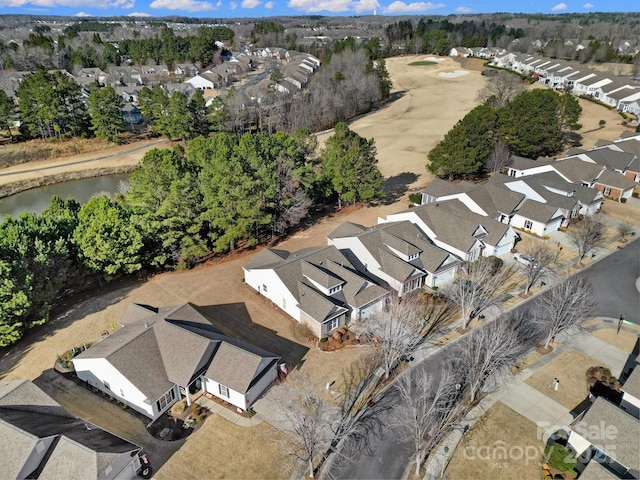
[524,220,533,230]
[329,285,342,294]
[156,389,175,412]
[219,384,229,398]
[103,381,110,390]
[327,317,339,333]
[603,186,611,195]
[262,284,267,293]
[282,298,286,309]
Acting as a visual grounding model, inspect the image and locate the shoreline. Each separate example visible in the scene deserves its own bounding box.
[0,165,136,199]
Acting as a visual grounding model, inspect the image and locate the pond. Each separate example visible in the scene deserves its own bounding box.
[0,174,129,220]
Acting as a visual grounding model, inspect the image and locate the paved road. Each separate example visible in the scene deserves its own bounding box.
[329,241,640,479]
[580,238,640,324]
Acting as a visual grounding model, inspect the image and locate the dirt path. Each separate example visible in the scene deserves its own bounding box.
[0,138,171,187]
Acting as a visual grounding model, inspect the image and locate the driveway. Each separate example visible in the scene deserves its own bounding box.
[33,369,184,472]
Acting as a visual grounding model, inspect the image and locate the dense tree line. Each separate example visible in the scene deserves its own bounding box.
[0,125,383,347]
[0,24,233,72]
[216,47,391,135]
[427,88,581,180]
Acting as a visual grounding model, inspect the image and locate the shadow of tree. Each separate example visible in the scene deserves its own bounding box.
[382,172,420,205]
[0,277,140,379]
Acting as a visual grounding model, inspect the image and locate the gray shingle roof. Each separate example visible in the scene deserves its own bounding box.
[614,137,640,157]
[204,342,278,394]
[553,157,604,183]
[327,221,367,239]
[622,364,640,399]
[75,303,278,402]
[420,177,474,197]
[571,397,640,473]
[0,380,141,480]
[596,169,636,190]
[578,460,620,480]
[517,199,561,223]
[572,148,636,171]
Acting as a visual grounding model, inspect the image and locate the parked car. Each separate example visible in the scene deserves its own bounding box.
[513,252,540,268]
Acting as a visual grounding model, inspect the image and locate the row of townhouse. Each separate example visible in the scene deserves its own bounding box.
[505,133,640,201]
[244,195,522,338]
[490,53,640,115]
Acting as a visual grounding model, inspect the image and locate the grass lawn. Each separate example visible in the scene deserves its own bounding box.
[154,415,292,480]
[525,349,605,411]
[408,61,438,66]
[591,326,640,353]
[445,401,544,480]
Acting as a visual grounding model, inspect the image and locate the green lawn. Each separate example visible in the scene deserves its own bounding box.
[408,61,437,66]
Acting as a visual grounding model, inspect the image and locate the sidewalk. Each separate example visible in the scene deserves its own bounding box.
[422,318,638,480]
[195,395,264,427]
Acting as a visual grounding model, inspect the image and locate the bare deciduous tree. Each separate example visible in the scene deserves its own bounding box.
[476,71,525,108]
[537,275,596,350]
[271,374,338,478]
[351,294,423,379]
[485,140,511,174]
[617,221,634,242]
[448,316,525,402]
[515,242,557,294]
[391,367,467,476]
[445,256,516,329]
[569,214,603,264]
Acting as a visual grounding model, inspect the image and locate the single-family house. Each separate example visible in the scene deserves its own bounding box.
[505,155,556,178]
[122,104,142,125]
[618,92,640,116]
[243,246,388,337]
[601,84,638,109]
[567,147,637,174]
[509,199,564,236]
[490,173,583,219]
[0,379,143,480]
[73,303,280,420]
[327,220,460,292]
[449,47,472,57]
[420,177,526,225]
[571,72,598,95]
[184,72,221,89]
[554,156,636,200]
[568,397,640,479]
[621,365,640,419]
[381,200,518,261]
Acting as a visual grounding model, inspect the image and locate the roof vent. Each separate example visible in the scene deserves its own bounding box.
[144,321,149,329]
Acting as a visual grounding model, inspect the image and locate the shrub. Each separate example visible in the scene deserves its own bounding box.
[408,193,422,204]
[170,399,187,416]
[633,192,639,198]
[320,337,328,343]
[544,443,577,472]
[620,197,627,203]
[599,119,606,126]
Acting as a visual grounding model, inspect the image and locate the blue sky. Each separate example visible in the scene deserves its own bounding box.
[0,0,637,19]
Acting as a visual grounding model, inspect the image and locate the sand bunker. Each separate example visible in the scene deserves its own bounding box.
[439,70,469,78]
[424,56,445,62]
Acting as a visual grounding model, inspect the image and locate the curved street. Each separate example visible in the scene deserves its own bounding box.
[328,238,640,479]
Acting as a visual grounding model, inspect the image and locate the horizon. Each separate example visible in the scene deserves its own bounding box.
[0,1,637,21]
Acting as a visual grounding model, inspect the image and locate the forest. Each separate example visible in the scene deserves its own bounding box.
[0,124,384,347]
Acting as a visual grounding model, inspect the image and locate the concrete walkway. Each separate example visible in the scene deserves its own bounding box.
[195,395,264,427]
[422,319,638,480]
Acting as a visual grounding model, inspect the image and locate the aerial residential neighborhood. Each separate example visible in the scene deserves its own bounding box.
[0,8,639,480]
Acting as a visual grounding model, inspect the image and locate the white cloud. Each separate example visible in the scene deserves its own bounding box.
[551,2,568,11]
[241,0,260,7]
[3,0,133,6]
[288,0,379,13]
[128,11,153,15]
[149,0,214,11]
[216,0,221,5]
[230,1,237,7]
[383,1,444,13]
[583,2,594,7]
[455,5,472,12]
[264,0,273,7]
[74,10,92,15]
